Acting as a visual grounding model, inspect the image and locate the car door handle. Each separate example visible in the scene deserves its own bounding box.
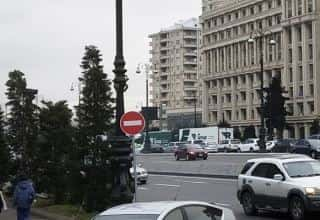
[248,180,252,183]
[265,183,271,186]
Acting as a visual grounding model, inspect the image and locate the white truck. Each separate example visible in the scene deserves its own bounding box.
[179,127,233,145]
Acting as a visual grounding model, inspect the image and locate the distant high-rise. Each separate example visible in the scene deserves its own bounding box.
[149,18,202,130]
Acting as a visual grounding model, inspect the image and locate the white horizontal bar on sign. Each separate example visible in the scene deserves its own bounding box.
[123,120,143,126]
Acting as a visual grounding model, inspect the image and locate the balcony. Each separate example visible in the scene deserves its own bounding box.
[184,78,197,82]
[184,96,196,100]
[160,47,169,51]
[160,62,169,67]
[184,34,197,40]
[184,86,197,91]
[184,44,197,48]
[184,52,197,57]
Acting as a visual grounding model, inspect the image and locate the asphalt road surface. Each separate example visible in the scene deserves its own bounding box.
[137,153,284,177]
[137,174,319,220]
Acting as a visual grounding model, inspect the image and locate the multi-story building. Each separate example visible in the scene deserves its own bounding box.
[149,18,202,130]
[201,0,319,138]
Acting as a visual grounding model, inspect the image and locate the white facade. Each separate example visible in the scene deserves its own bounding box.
[201,0,320,138]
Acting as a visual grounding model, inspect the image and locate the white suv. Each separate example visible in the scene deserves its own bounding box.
[237,155,320,220]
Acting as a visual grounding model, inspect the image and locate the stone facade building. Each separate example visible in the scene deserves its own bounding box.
[201,0,319,138]
[149,18,202,130]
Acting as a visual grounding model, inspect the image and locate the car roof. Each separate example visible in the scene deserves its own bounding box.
[247,154,314,164]
[99,201,217,216]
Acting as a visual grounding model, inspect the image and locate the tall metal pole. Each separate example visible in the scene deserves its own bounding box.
[110,0,133,204]
[194,95,197,128]
[143,69,151,152]
[259,36,266,152]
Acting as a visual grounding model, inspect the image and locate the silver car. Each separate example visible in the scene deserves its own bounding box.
[130,165,148,184]
[92,201,236,220]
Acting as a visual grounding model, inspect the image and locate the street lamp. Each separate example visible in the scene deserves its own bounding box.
[109,0,133,203]
[136,63,153,153]
[248,30,276,152]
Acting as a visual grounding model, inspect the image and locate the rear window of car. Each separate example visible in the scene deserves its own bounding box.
[240,162,255,174]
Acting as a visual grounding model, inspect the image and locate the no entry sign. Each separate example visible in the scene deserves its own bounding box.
[120,111,145,136]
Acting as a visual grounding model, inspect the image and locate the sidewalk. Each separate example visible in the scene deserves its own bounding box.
[1,207,47,220]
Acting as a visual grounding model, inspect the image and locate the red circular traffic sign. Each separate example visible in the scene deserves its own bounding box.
[120,111,145,136]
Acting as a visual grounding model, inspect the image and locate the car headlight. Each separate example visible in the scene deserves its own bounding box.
[305,187,316,195]
[189,152,195,154]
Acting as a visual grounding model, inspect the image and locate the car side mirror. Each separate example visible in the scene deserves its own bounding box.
[273,174,284,181]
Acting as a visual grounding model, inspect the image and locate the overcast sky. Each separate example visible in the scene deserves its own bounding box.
[0,0,201,113]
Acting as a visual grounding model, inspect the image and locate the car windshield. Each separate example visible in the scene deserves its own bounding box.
[283,161,320,178]
[93,214,159,220]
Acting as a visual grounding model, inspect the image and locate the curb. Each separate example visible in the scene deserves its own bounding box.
[137,153,287,157]
[31,208,73,220]
[148,171,238,180]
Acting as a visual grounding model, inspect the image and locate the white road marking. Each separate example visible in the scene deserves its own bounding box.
[138,187,149,190]
[179,180,207,184]
[154,183,180,187]
[149,174,237,182]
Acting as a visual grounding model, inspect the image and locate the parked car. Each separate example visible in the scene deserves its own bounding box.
[218,139,241,152]
[174,144,208,160]
[238,155,320,220]
[91,201,236,220]
[292,139,320,159]
[150,144,165,153]
[166,142,186,153]
[271,139,297,153]
[238,138,260,152]
[266,140,277,151]
[203,142,218,153]
[130,164,148,184]
[308,134,320,140]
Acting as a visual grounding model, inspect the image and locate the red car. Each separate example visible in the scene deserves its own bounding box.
[174,144,208,161]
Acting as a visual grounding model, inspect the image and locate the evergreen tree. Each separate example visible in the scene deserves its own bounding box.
[76,46,114,211]
[5,70,38,175]
[37,101,74,203]
[0,106,10,183]
[310,119,320,135]
[264,75,289,139]
[233,127,242,140]
[243,125,257,140]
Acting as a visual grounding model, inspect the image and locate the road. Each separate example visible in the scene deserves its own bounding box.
[137,174,319,220]
[137,153,283,177]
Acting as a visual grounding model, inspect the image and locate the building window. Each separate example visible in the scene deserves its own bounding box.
[308,0,313,13]
[276,15,281,24]
[235,11,239,19]
[228,14,232,21]
[268,17,273,26]
[288,48,293,63]
[250,7,255,15]
[308,102,314,114]
[249,22,254,31]
[268,0,273,9]
[258,4,262,12]
[298,86,304,97]
[297,0,302,15]
[309,44,313,60]
[297,26,302,42]
[288,28,292,44]
[309,84,314,96]
[298,66,303,81]
[289,87,293,97]
[277,0,282,7]
[288,0,293,18]
[257,20,263,29]
[309,64,314,80]
[298,47,302,61]
[307,23,313,39]
[242,9,247,17]
[289,68,293,83]
[297,103,304,115]
[221,16,224,25]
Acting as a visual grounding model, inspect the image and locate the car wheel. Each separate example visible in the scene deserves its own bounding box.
[289,196,305,220]
[241,191,257,216]
[311,151,317,159]
[175,154,179,161]
[141,180,147,184]
[224,147,228,153]
[237,148,241,153]
[250,148,254,153]
[203,156,207,160]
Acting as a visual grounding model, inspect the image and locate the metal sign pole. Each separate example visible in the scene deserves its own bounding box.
[132,137,137,202]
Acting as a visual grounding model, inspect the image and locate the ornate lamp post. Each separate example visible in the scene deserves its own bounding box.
[136,63,153,153]
[109,0,133,204]
[248,30,276,152]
